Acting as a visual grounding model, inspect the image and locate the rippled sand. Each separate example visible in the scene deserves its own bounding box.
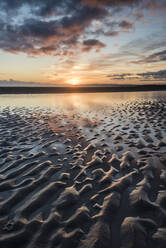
[0,93,166,248]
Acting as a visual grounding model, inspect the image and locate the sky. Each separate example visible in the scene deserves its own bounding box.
[0,0,166,86]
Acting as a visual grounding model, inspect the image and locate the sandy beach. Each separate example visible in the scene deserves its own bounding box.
[0,92,166,248]
[1,0,166,246]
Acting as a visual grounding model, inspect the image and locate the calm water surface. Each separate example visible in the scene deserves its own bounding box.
[0,91,166,111]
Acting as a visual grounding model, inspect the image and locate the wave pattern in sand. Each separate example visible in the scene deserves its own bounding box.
[0,98,166,248]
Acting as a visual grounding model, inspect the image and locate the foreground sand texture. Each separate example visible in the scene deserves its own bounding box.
[0,96,166,248]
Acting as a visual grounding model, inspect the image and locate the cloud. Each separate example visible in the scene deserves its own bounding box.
[82,39,106,52]
[107,73,132,80]
[82,0,140,8]
[0,0,165,56]
[0,79,43,87]
[0,0,140,11]
[132,50,166,64]
[0,2,108,56]
[143,0,166,11]
[120,33,166,53]
[108,69,166,81]
[86,18,134,38]
[119,20,133,30]
[138,69,166,80]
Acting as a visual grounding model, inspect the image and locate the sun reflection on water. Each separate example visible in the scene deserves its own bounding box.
[0,91,166,112]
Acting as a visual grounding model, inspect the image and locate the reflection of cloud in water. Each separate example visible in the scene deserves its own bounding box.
[0,97,166,248]
[1,91,166,113]
[1,91,165,149]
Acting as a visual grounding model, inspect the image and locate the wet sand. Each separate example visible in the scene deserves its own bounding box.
[0,93,166,248]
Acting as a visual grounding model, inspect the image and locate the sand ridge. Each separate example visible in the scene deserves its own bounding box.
[0,98,166,247]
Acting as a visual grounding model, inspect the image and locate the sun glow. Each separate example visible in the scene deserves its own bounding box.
[67,78,80,85]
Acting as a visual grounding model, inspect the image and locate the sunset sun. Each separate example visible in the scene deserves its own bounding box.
[0,0,166,247]
[68,79,80,86]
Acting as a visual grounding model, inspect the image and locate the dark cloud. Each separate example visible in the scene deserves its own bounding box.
[0,1,108,55]
[19,19,60,38]
[108,73,133,80]
[138,70,166,80]
[142,50,166,63]
[0,0,141,11]
[108,69,166,81]
[82,0,140,8]
[104,30,120,36]
[133,50,166,64]
[0,0,165,56]
[82,39,106,52]
[119,20,133,29]
[60,5,107,32]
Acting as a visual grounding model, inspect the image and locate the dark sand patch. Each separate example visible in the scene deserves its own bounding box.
[0,96,166,247]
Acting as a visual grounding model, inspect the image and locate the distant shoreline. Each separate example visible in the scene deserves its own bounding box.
[0,84,166,94]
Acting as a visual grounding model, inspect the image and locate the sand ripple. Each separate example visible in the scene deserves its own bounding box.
[0,98,166,247]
